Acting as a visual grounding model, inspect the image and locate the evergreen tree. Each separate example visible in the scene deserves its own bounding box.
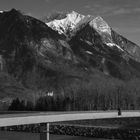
[8,98,21,111]
[26,101,34,111]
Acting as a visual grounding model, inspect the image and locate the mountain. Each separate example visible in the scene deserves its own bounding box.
[0,9,140,110]
[46,11,140,79]
[0,9,91,101]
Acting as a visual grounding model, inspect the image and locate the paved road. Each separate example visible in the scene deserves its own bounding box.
[0,111,139,127]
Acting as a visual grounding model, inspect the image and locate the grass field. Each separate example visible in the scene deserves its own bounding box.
[58,117,140,129]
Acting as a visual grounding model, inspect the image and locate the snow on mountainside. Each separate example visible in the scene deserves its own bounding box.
[106,43,124,52]
[46,11,85,35]
[89,16,111,36]
[46,11,111,37]
[46,11,112,43]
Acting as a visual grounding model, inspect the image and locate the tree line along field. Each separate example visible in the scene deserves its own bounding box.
[8,78,140,111]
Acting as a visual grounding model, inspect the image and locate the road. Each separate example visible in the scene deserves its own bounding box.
[0,111,139,127]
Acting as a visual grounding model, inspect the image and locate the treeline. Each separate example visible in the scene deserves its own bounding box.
[8,96,70,111]
[8,77,140,111]
[8,98,34,111]
[8,91,140,112]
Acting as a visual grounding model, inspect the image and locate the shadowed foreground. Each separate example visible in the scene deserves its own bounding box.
[0,131,112,140]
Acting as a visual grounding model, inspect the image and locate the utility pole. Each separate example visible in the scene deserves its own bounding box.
[40,123,50,140]
[117,87,121,116]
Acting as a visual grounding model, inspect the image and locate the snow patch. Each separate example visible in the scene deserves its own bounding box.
[107,43,124,51]
[85,40,93,46]
[80,38,93,46]
[86,51,93,55]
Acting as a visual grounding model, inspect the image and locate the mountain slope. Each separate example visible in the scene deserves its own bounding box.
[46,11,140,79]
[0,9,140,106]
[46,11,140,62]
[0,9,78,96]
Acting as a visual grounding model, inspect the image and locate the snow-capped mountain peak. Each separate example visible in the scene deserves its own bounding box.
[46,11,85,35]
[46,11,111,39]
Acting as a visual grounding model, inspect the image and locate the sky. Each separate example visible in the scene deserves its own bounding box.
[0,0,140,45]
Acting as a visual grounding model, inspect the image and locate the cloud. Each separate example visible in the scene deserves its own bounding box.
[110,8,131,15]
[83,0,140,17]
[108,7,140,16]
[84,5,90,9]
[114,26,140,33]
[84,4,118,16]
[121,28,140,34]
[133,8,140,12]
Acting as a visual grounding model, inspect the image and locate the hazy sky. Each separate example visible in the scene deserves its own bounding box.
[0,0,140,45]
